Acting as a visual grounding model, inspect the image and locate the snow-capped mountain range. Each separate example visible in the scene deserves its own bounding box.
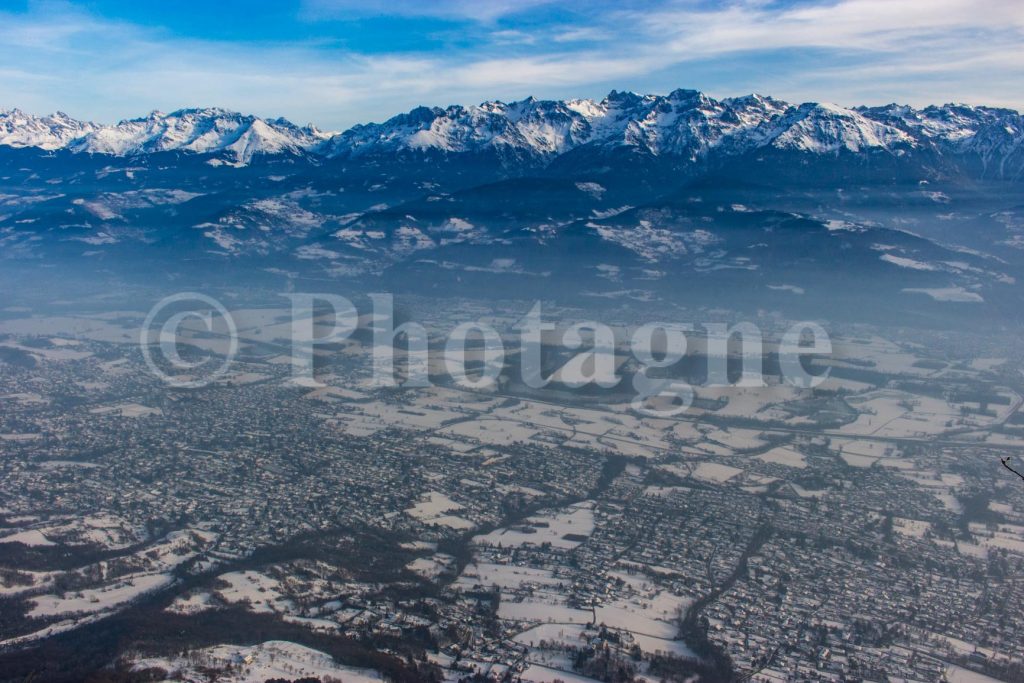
[0,107,332,164]
[1,89,1022,175]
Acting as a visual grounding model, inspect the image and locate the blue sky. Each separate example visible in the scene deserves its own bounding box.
[1,0,1022,130]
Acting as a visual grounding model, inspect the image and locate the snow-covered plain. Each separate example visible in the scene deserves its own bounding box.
[131,640,383,683]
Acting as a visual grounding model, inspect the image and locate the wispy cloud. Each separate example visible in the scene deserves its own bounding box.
[630,0,1024,56]
[299,0,559,23]
[0,0,1020,130]
[551,27,610,43]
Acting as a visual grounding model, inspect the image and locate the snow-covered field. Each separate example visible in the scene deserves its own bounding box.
[474,502,595,549]
[690,462,743,483]
[89,402,162,418]
[132,640,383,683]
[29,572,173,618]
[498,599,592,624]
[457,563,567,591]
[0,529,55,546]
[756,445,807,468]
[406,553,456,580]
[405,491,475,529]
[213,570,294,614]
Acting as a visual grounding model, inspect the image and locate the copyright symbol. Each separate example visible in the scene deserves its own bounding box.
[140,292,237,389]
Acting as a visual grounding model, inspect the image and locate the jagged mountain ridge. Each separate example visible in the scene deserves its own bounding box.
[1,89,1022,177]
[0,107,333,165]
[0,108,100,150]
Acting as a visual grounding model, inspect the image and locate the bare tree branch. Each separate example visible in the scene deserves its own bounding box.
[1001,456,1024,482]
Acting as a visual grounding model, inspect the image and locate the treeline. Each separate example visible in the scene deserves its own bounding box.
[0,537,150,572]
[0,606,439,683]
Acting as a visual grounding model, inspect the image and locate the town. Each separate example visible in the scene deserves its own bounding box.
[1,295,1023,682]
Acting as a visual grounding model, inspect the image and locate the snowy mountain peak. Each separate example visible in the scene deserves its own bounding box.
[65,108,328,162]
[0,108,99,150]
[765,102,914,153]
